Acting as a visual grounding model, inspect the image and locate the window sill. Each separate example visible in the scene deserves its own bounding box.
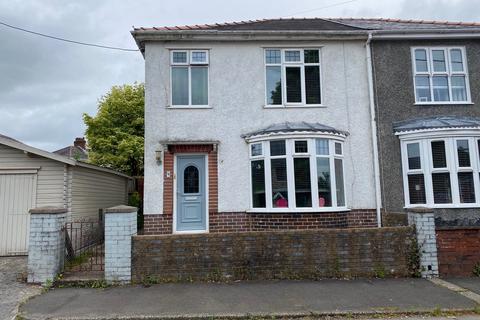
[167,105,212,109]
[263,104,327,109]
[415,102,474,106]
[247,207,350,213]
[404,204,480,209]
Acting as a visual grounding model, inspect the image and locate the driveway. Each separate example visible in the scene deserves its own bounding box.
[0,257,41,320]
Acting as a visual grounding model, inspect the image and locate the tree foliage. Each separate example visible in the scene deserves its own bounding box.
[83,83,144,176]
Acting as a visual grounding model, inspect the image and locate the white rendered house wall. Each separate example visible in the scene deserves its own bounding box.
[143,40,376,214]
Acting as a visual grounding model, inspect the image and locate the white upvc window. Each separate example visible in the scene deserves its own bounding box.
[249,136,346,212]
[170,50,209,107]
[264,48,322,107]
[411,47,471,104]
[400,134,480,208]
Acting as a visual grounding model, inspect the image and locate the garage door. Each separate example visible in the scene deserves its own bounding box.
[0,173,37,256]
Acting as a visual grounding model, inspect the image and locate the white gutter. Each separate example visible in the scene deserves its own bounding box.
[366,32,382,228]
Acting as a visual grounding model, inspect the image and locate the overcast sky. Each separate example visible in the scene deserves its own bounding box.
[1,0,479,151]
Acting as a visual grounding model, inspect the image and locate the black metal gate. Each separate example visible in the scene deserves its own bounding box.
[64,219,104,273]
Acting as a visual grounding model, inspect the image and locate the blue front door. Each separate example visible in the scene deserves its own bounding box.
[176,155,207,232]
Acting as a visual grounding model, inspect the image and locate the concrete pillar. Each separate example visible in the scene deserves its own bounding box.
[104,205,137,283]
[27,207,67,284]
[407,208,439,278]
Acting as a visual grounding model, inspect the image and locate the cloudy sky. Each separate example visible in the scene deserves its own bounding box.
[1,0,479,151]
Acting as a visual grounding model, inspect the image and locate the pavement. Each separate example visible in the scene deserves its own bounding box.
[19,278,480,320]
[449,278,480,295]
[0,257,41,320]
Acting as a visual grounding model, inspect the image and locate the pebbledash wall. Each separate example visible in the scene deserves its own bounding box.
[133,227,415,282]
[143,40,378,233]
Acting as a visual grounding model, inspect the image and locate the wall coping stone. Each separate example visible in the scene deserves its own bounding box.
[29,206,67,214]
[406,207,434,214]
[133,226,413,240]
[105,205,138,214]
[436,226,480,231]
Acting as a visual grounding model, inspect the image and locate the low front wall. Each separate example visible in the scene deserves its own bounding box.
[132,226,414,282]
[143,209,377,235]
[436,227,480,277]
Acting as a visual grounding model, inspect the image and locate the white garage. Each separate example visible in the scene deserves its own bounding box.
[0,135,131,256]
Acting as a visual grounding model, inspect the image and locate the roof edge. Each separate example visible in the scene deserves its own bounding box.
[0,136,131,179]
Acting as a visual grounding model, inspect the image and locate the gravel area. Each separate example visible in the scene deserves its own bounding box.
[0,257,41,320]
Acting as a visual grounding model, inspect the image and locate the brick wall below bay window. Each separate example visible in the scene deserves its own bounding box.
[143,209,377,235]
[436,227,480,277]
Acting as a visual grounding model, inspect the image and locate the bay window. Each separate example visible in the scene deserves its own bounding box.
[171,50,209,107]
[265,48,322,107]
[249,137,346,211]
[401,135,480,207]
[412,47,470,104]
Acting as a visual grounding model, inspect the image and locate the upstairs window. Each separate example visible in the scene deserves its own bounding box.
[412,47,470,104]
[265,49,322,107]
[171,50,209,107]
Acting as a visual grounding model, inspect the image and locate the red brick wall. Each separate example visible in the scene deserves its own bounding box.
[144,209,377,235]
[133,226,414,282]
[436,227,480,277]
[149,143,377,235]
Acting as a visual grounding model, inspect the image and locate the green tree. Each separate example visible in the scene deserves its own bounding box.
[83,83,144,176]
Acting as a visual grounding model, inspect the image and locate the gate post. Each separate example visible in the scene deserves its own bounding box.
[27,207,67,284]
[407,207,439,278]
[104,205,137,283]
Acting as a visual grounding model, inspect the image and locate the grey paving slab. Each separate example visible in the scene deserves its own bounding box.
[447,278,480,295]
[0,257,41,320]
[21,279,478,320]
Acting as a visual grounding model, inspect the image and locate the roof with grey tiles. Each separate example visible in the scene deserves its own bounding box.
[393,116,480,133]
[53,145,88,160]
[133,17,480,32]
[242,122,348,138]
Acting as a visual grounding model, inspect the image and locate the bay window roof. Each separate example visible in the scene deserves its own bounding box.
[393,116,480,134]
[242,122,348,140]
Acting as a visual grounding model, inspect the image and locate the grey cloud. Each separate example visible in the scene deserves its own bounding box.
[0,0,478,151]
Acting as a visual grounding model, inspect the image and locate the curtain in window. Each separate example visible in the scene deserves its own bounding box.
[334,159,345,207]
[191,67,208,105]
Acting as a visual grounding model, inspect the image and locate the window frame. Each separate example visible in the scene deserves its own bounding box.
[248,135,347,212]
[264,48,323,108]
[411,46,472,105]
[170,49,210,108]
[400,132,480,208]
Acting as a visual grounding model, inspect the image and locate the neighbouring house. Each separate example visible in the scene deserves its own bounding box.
[0,134,131,256]
[53,137,89,160]
[358,17,480,276]
[131,18,381,234]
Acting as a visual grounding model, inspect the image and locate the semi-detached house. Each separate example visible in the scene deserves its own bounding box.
[131,18,480,238]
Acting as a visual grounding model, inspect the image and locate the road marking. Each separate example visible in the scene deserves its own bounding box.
[430,278,480,304]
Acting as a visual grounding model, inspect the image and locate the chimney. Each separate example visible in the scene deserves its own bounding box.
[74,137,86,150]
